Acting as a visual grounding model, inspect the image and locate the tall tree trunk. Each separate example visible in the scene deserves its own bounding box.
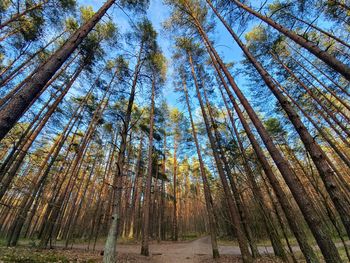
[0,51,78,112]
[172,133,178,241]
[22,81,97,240]
[128,134,144,238]
[0,86,57,183]
[289,55,350,113]
[103,42,143,263]
[0,0,115,140]
[229,0,350,80]
[0,64,84,201]
[0,45,28,79]
[200,77,259,258]
[0,30,66,88]
[218,84,290,262]
[205,2,349,255]
[188,52,253,263]
[160,134,167,241]
[182,72,219,258]
[65,157,96,247]
[281,11,350,49]
[272,52,350,135]
[39,82,110,247]
[204,34,320,262]
[141,78,156,256]
[273,81,350,195]
[288,43,350,97]
[6,103,83,246]
[88,131,117,249]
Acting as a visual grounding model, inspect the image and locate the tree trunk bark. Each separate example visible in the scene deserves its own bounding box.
[289,55,350,113]
[172,135,178,241]
[0,30,67,88]
[288,43,350,97]
[205,3,350,254]
[203,32,320,262]
[188,52,253,263]
[229,0,350,80]
[218,84,290,262]
[0,64,84,201]
[129,133,144,238]
[103,42,143,263]
[200,78,259,258]
[0,0,115,140]
[141,78,156,256]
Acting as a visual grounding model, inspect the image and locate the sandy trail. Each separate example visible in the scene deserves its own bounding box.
[61,236,269,263]
[60,236,234,262]
[60,236,350,263]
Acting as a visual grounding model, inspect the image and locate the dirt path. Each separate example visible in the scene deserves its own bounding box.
[62,236,274,262]
[59,236,349,263]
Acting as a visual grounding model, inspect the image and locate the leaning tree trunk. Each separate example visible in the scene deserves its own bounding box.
[188,52,253,263]
[40,83,109,248]
[160,134,167,241]
[88,130,117,249]
[22,82,96,241]
[0,88,57,183]
[287,43,350,97]
[64,158,96,247]
[0,30,67,88]
[289,55,350,113]
[172,134,178,242]
[217,83,289,261]
[228,0,350,80]
[282,11,350,49]
[274,81,350,195]
[272,53,350,136]
[6,104,81,246]
[204,37,319,262]
[0,65,84,201]
[204,4,346,261]
[218,9,350,239]
[0,45,28,79]
[201,78,259,258]
[0,0,115,140]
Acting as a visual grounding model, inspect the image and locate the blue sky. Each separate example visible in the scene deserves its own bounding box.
[77,0,249,109]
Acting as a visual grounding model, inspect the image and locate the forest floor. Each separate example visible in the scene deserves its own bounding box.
[1,236,348,262]
[0,236,283,263]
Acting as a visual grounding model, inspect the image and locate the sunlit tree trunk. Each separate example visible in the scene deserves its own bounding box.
[289,55,350,112]
[229,0,350,80]
[200,77,259,258]
[205,4,348,260]
[0,0,116,140]
[217,84,290,262]
[0,30,66,88]
[203,35,319,262]
[0,65,84,201]
[6,101,84,246]
[172,132,178,241]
